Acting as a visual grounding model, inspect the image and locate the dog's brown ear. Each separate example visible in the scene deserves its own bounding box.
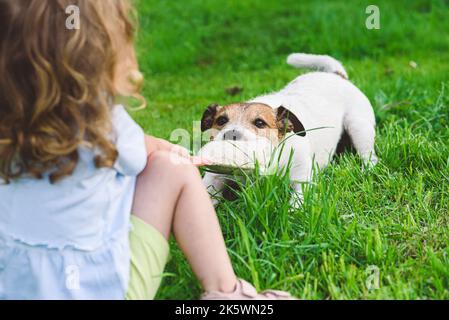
[276,106,306,137]
[201,103,220,131]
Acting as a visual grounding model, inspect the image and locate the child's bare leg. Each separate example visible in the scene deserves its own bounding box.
[132,151,237,293]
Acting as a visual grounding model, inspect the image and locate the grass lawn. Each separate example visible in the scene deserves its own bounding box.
[132,0,449,299]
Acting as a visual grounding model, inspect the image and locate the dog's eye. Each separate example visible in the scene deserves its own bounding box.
[254,118,267,129]
[215,116,228,126]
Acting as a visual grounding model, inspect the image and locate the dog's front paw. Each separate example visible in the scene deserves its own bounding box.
[289,191,304,211]
[362,154,379,172]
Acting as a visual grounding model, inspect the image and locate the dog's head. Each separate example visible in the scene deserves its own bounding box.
[201,102,306,144]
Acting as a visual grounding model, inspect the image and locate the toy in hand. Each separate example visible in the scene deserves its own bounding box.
[197,140,275,175]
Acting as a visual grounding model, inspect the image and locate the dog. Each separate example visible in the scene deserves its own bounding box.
[200,53,378,206]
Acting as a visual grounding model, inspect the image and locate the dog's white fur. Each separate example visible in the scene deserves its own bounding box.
[203,53,378,206]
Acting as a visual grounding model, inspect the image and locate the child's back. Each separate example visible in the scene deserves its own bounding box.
[0,0,144,299]
[0,106,147,299]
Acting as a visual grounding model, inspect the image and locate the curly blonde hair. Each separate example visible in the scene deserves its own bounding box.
[0,0,138,183]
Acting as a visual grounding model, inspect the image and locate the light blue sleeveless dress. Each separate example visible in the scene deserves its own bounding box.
[0,105,147,299]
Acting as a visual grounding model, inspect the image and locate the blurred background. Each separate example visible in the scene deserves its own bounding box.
[133,0,449,138]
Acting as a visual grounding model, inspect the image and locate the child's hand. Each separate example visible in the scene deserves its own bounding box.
[145,135,212,166]
[163,140,212,166]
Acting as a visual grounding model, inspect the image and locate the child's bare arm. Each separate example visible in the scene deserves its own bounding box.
[144,135,168,156]
[144,135,210,166]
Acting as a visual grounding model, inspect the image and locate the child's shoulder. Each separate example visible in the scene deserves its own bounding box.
[111,105,148,177]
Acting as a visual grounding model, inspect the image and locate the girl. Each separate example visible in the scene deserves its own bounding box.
[0,0,293,300]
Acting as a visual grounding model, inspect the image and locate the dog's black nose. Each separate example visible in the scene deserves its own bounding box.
[223,130,243,141]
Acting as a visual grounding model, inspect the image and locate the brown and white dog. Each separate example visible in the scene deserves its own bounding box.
[200,53,378,206]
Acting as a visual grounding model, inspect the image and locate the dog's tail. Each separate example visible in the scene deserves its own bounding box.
[286,53,348,80]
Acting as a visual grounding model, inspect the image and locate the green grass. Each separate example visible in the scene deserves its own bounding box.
[132,0,449,299]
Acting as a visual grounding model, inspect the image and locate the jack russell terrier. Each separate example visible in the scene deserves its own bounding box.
[200,53,378,206]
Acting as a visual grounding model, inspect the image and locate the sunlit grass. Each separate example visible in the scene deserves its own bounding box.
[132,0,449,299]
